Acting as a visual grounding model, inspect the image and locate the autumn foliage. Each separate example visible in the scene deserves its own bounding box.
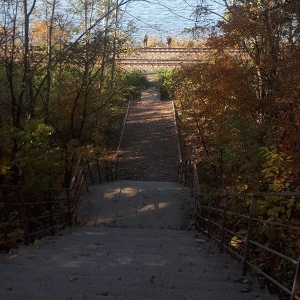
[159,1,300,295]
[166,1,300,194]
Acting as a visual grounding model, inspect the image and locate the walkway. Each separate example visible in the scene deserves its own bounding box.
[117,75,179,182]
[0,80,278,300]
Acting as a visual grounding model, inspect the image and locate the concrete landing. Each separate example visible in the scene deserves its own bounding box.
[78,181,189,230]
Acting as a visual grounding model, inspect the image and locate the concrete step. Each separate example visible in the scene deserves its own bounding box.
[0,226,277,300]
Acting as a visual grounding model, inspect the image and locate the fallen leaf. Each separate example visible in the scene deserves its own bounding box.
[235,278,249,284]
[166,282,174,289]
[195,239,205,244]
[69,276,78,281]
[240,287,252,293]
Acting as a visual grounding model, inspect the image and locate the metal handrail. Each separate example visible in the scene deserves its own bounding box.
[0,153,118,251]
[113,100,132,179]
[178,160,300,300]
[0,186,70,250]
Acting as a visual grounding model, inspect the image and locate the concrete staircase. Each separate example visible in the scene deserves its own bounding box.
[0,83,278,300]
[0,181,278,300]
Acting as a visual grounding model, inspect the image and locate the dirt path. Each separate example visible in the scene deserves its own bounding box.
[116,80,180,182]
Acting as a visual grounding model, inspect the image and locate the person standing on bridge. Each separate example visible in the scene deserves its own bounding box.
[166,36,172,48]
[143,33,148,47]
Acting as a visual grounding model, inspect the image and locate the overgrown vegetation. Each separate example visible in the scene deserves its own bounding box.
[0,0,149,250]
[160,0,300,203]
[0,0,144,189]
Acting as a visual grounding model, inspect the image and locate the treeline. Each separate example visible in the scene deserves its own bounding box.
[163,0,300,194]
[0,0,147,190]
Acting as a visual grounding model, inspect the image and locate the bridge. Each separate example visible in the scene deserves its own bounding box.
[116,47,243,72]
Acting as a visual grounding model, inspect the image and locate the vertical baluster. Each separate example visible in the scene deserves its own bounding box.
[291,255,300,300]
[196,193,203,231]
[86,160,94,185]
[106,161,109,182]
[243,195,256,276]
[97,160,102,184]
[67,189,73,226]
[20,190,29,245]
[49,193,55,236]
[115,160,118,181]
[220,196,228,254]
[207,195,212,237]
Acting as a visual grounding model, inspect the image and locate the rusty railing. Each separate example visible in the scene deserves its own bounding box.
[0,184,70,252]
[179,161,300,300]
[0,154,117,251]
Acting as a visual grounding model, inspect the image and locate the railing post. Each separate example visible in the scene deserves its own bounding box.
[66,189,73,226]
[182,161,185,186]
[187,160,190,186]
[114,161,118,181]
[243,195,256,276]
[191,163,195,197]
[196,193,203,231]
[106,161,109,182]
[86,160,94,185]
[291,255,300,300]
[220,196,228,254]
[180,161,183,184]
[110,161,114,181]
[207,195,212,237]
[97,160,102,184]
[20,190,29,246]
[48,194,55,236]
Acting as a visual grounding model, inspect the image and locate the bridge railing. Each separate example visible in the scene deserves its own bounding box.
[178,161,300,300]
